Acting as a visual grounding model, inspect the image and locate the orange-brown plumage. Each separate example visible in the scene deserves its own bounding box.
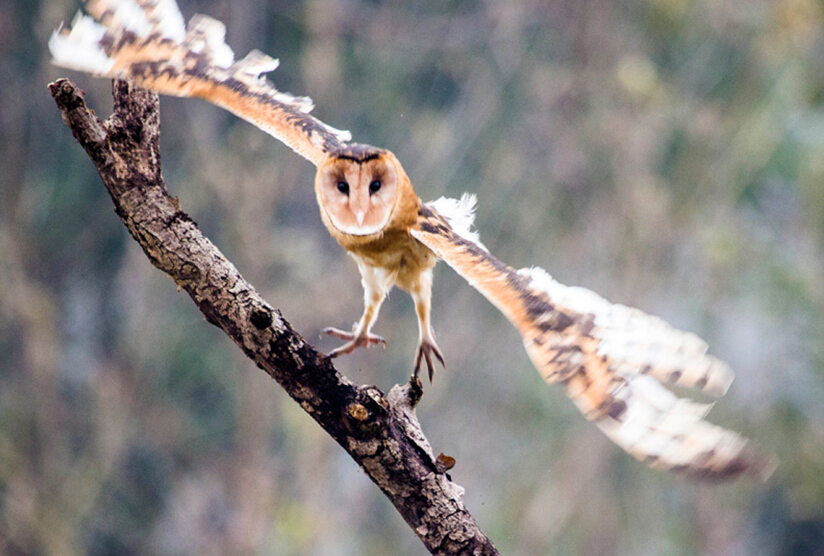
[50,0,773,480]
[314,144,442,376]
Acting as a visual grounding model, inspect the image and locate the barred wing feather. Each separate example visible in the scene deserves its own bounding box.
[49,0,351,166]
[412,196,773,480]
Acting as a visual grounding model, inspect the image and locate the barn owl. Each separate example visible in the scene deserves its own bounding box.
[50,0,773,480]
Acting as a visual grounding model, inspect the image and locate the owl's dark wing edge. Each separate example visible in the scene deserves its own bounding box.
[412,196,774,481]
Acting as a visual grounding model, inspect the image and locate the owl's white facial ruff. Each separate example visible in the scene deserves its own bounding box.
[317,147,399,237]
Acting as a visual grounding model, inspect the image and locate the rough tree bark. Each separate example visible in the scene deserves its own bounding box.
[49,78,500,556]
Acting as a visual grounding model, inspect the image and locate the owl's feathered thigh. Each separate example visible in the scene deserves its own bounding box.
[412,196,773,480]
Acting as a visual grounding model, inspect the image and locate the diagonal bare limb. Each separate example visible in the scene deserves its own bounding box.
[49,77,500,556]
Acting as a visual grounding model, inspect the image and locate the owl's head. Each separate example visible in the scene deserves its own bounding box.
[315,144,406,237]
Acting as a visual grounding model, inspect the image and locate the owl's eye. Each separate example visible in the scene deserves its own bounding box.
[337,181,349,195]
[369,180,382,194]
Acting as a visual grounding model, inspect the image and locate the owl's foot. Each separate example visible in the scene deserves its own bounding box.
[414,339,445,383]
[322,327,387,357]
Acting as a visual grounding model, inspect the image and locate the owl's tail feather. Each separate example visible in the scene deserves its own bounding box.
[412,197,775,481]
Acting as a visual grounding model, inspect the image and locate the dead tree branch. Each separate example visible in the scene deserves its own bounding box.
[49,78,499,556]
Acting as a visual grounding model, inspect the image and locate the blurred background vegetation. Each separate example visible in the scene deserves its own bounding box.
[2,0,823,554]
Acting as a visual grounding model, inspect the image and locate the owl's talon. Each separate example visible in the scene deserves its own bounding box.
[414,339,444,382]
[323,327,386,357]
[321,327,355,341]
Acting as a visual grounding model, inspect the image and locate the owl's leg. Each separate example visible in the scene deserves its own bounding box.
[323,264,391,357]
[409,269,444,382]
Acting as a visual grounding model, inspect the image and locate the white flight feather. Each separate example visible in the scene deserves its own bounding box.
[186,15,234,68]
[103,0,154,36]
[594,373,740,467]
[236,50,280,77]
[49,15,115,74]
[428,194,486,250]
[521,266,734,396]
[144,0,187,42]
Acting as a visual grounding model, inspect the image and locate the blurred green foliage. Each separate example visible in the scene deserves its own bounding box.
[2,0,824,554]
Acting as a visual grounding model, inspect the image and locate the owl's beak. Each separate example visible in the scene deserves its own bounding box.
[355,210,366,226]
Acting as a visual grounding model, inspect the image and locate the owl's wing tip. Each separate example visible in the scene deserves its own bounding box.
[690,446,777,483]
[747,450,778,483]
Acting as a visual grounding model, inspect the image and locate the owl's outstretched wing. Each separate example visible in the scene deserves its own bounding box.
[49,0,351,166]
[412,195,773,480]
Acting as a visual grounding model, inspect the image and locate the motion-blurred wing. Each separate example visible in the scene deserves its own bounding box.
[412,195,773,480]
[49,0,351,166]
